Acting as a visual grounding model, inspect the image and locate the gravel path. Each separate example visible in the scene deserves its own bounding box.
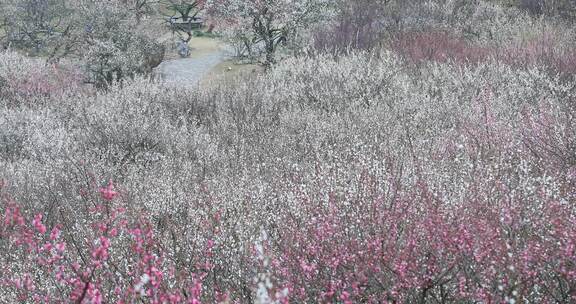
[155,49,227,85]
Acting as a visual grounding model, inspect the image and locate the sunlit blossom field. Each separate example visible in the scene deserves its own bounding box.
[0,0,575,303]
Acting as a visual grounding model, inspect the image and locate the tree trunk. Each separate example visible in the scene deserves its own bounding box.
[264,39,275,69]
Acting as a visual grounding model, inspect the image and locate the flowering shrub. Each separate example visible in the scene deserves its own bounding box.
[1,117,575,303]
[389,30,490,65]
[84,29,165,88]
[269,174,576,302]
[0,51,83,105]
[516,0,576,20]
[311,0,387,54]
[500,35,576,77]
[0,181,216,303]
[389,29,576,79]
[1,2,576,301]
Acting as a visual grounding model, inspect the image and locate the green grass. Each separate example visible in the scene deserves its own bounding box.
[193,30,221,39]
[201,59,263,85]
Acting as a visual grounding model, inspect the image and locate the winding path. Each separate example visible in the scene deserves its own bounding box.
[155,48,227,85]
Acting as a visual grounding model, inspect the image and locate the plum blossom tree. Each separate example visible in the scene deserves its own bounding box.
[207,0,331,67]
[0,0,73,54]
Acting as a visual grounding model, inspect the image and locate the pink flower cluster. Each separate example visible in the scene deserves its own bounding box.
[0,94,574,302]
[0,182,213,304]
[3,62,83,104]
[390,30,576,77]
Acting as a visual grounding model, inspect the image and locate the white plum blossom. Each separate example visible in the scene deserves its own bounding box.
[207,0,332,66]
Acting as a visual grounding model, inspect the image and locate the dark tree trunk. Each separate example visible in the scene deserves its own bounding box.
[264,39,275,68]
